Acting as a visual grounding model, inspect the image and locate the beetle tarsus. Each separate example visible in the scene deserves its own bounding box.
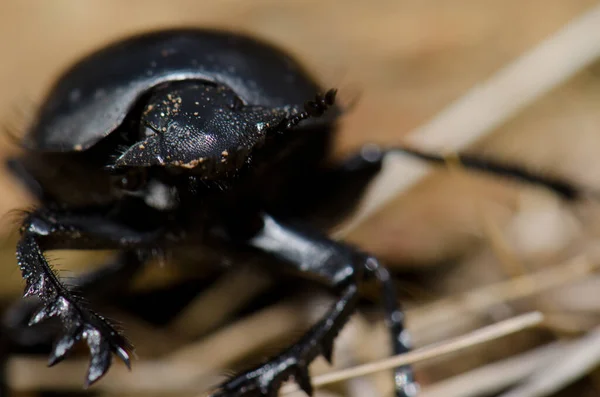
[213,285,358,397]
[16,215,133,386]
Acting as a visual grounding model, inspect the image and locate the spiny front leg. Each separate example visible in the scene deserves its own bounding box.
[17,233,131,385]
[15,208,159,386]
[4,250,144,350]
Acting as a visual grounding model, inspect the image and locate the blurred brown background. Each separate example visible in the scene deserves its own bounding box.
[2,1,600,396]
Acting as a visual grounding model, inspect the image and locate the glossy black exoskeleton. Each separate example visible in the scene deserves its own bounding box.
[3,29,584,397]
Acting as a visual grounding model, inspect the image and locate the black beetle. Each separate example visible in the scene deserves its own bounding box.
[2,28,583,397]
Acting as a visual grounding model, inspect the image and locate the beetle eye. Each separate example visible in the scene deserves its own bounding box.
[113,169,148,192]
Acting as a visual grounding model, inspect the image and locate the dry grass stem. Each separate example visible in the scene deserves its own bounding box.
[421,342,568,397]
[499,326,600,397]
[334,3,600,238]
[409,255,594,336]
[279,311,544,395]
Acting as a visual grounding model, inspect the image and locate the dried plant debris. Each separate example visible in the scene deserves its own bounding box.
[3,2,600,397]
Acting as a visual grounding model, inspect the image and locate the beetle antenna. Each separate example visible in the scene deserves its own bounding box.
[286,89,337,128]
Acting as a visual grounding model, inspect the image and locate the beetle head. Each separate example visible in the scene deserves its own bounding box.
[112,82,336,179]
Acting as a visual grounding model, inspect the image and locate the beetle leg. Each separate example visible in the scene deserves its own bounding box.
[336,144,583,200]
[17,233,131,386]
[14,208,160,386]
[279,142,584,231]
[3,250,144,349]
[213,214,417,397]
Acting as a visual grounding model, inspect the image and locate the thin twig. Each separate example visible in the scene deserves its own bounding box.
[409,255,593,339]
[499,325,600,397]
[334,3,600,238]
[421,342,568,397]
[279,311,544,395]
